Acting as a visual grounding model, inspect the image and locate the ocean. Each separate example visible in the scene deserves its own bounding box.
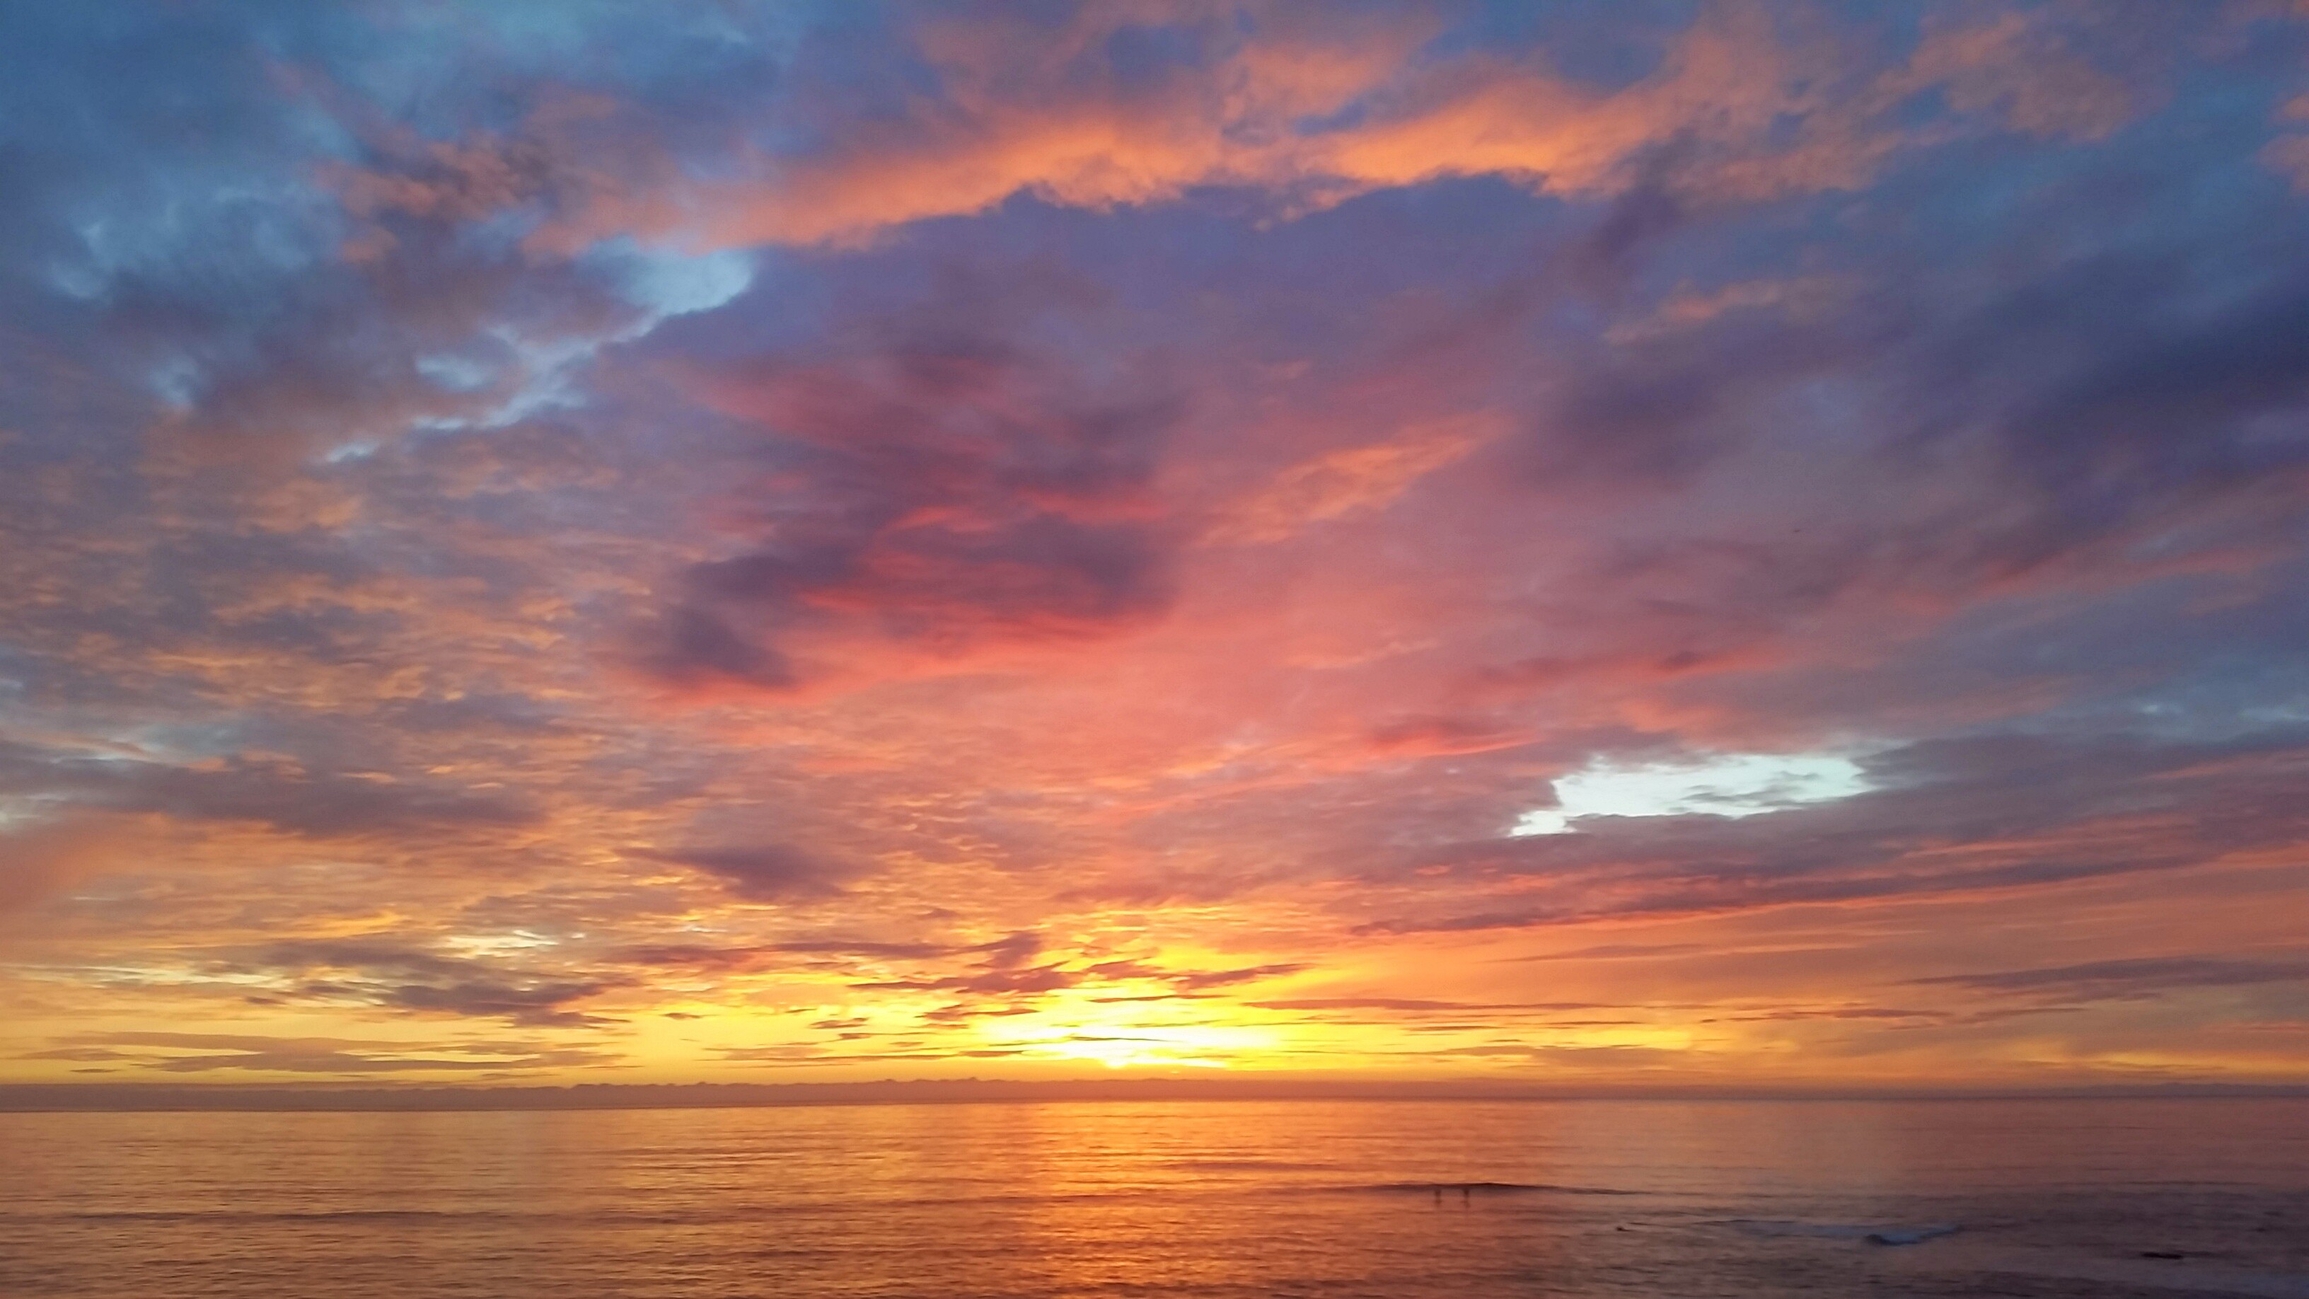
[2,1097,2304,1298]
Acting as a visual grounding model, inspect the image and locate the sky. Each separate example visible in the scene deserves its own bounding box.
[1,0,2306,1090]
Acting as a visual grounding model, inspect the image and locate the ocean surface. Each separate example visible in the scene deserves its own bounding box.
[2,1097,2305,1298]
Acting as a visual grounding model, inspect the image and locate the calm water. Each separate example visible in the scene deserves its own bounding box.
[2,1098,2305,1298]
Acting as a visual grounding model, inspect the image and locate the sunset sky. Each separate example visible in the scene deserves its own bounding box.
[2,1,2306,1089]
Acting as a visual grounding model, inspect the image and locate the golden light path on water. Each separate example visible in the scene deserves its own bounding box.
[7,1099,2309,1296]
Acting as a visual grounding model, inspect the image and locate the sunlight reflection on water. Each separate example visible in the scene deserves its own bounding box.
[2,1098,2305,1298]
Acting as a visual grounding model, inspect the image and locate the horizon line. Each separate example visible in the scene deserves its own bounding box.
[5,1077,2305,1113]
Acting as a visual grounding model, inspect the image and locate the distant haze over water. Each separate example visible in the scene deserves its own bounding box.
[4,1078,2307,1112]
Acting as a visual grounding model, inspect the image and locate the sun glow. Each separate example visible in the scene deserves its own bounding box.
[1030,1025,1267,1070]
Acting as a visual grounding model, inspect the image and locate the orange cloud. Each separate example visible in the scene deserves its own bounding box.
[479,2,2159,256]
[1205,414,1494,544]
[0,816,132,919]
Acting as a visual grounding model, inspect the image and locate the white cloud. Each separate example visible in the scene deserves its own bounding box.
[600,239,756,319]
[1511,752,1872,836]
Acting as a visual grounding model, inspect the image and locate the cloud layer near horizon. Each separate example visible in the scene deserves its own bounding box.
[1,0,2305,1087]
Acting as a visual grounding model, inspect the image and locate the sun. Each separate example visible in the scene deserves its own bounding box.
[1014,1020,1281,1070]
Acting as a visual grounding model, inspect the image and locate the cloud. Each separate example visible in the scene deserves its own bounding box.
[1507,943,1705,963]
[504,3,2162,254]
[25,1032,612,1075]
[1207,415,1492,544]
[1912,957,2309,1003]
[237,940,621,1028]
[1089,959,1310,991]
[1354,727,2309,934]
[848,944,1304,1003]
[2,1,2307,1088]
[1248,998,1609,1014]
[975,930,1044,969]
[1365,716,1534,758]
[635,843,854,902]
[0,744,539,838]
[0,815,134,917]
[635,266,1185,691]
[636,607,797,692]
[1510,751,1872,836]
